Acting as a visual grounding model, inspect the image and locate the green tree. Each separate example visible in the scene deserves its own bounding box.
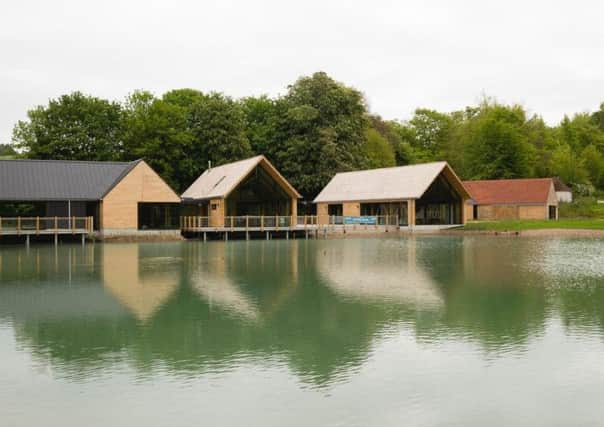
[582,144,604,188]
[121,91,197,192]
[0,144,16,158]
[407,108,453,162]
[240,95,282,156]
[188,92,252,168]
[274,72,368,199]
[162,88,205,108]
[12,92,123,160]
[388,121,416,165]
[465,104,532,179]
[551,144,588,186]
[591,102,604,132]
[524,115,557,178]
[362,128,396,169]
[556,113,604,152]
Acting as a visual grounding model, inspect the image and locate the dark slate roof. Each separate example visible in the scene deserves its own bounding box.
[0,159,141,201]
[553,176,572,192]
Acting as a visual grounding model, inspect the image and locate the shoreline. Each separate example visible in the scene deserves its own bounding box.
[447,228,604,238]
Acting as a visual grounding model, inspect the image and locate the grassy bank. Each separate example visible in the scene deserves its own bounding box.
[464,219,604,231]
[463,197,604,231]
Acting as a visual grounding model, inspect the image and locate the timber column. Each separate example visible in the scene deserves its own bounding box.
[407,199,416,227]
[342,202,360,217]
[317,203,329,225]
[291,197,298,225]
[461,198,467,225]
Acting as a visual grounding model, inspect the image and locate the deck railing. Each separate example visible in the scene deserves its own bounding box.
[0,216,94,235]
[180,215,406,230]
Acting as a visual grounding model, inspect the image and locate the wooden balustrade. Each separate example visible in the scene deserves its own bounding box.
[0,216,93,236]
[179,214,405,231]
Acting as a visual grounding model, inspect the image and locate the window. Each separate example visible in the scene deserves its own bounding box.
[138,203,180,230]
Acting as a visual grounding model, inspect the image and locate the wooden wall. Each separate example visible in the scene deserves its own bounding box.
[475,204,548,220]
[343,202,360,216]
[100,161,180,230]
[209,198,225,227]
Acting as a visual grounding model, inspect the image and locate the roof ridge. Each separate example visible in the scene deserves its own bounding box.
[463,177,552,183]
[208,155,264,167]
[334,161,447,176]
[0,158,137,166]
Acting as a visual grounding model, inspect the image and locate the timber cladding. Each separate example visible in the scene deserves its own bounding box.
[101,161,180,230]
[209,198,225,227]
[477,204,548,220]
[343,202,360,216]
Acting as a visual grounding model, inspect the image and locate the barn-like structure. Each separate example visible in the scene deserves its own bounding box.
[0,159,180,237]
[463,178,558,221]
[314,162,471,226]
[181,155,301,227]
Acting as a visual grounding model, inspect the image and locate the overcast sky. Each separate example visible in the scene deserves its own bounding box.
[1,0,604,145]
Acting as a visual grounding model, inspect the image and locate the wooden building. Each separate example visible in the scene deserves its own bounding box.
[463,178,558,221]
[0,159,180,237]
[181,155,301,227]
[313,162,471,226]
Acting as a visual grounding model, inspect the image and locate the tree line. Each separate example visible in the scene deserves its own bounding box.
[11,71,604,199]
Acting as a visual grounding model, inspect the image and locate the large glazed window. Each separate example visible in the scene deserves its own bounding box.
[138,203,180,230]
[415,173,462,225]
[225,165,292,216]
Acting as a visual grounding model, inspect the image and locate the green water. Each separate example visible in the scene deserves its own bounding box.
[1,237,604,426]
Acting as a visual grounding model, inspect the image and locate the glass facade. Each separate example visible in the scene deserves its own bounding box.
[138,203,180,230]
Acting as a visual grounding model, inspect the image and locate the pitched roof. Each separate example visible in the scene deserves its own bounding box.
[181,155,301,201]
[0,159,141,201]
[314,162,469,203]
[463,178,554,205]
[552,176,572,192]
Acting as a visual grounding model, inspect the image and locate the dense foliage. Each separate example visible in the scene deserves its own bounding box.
[0,143,16,158]
[11,72,604,197]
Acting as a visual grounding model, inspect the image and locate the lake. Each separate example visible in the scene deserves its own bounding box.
[1,236,603,426]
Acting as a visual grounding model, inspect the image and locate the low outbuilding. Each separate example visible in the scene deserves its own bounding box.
[463,178,558,221]
[313,162,471,226]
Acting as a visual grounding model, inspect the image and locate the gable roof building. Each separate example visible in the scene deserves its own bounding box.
[314,162,471,226]
[463,178,558,220]
[181,155,301,227]
[314,162,469,203]
[0,159,180,236]
[182,155,300,201]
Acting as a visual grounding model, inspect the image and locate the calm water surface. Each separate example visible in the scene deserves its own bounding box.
[1,237,604,426]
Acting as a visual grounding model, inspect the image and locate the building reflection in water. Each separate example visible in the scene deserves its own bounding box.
[0,237,602,386]
[102,244,180,323]
[316,238,443,309]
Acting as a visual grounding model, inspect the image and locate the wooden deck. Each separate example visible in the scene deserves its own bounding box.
[0,217,94,244]
[180,215,409,239]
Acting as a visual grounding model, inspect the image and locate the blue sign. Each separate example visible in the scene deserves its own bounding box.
[344,216,377,225]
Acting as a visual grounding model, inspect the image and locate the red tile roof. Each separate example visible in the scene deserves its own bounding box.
[463,178,553,205]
